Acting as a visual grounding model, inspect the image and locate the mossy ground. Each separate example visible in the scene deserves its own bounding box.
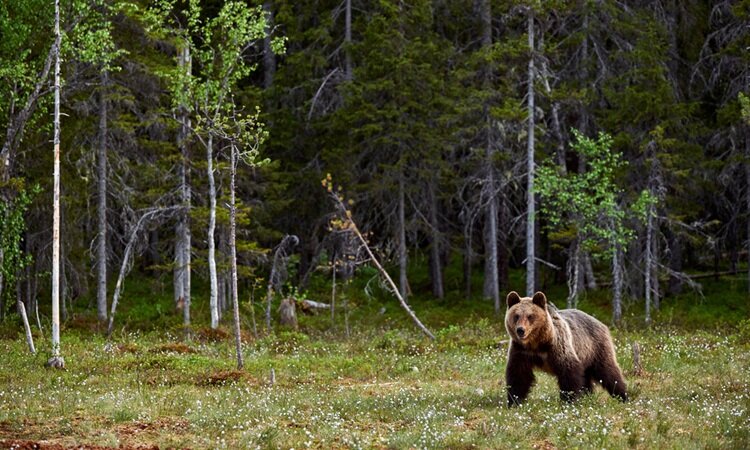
[0,265,749,449]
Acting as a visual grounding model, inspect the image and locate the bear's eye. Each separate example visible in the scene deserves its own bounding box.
[514,314,519,322]
[527,315,534,323]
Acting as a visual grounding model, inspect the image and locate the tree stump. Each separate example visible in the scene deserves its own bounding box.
[632,342,643,376]
[278,298,298,330]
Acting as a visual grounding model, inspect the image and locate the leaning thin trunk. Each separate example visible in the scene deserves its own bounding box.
[207,132,219,329]
[332,196,434,340]
[17,279,35,354]
[107,207,181,337]
[229,145,243,369]
[97,70,108,323]
[48,0,64,369]
[525,11,536,296]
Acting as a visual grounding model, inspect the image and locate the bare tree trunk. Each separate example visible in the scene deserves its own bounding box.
[97,70,108,323]
[47,0,64,369]
[480,0,499,312]
[263,2,275,89]
[207,131,219,329]
[173,229,184,306]
[176,43,192,327]
[645,205,653,324]
[107,207,182,337]
[17,278,35,354]
[18,295,35,355]
[229,145,243,369]
[566,239,580,308]
[463,233,472,299]
[331,194,435,340]
[398,171,409,300]
[428,182,444,299]
[667,230,683,295]
[498,193,510,290]
[331,250,336,326]
[583,253,597,290]
[525,11,536,297]
[612,243,623,325]
[483,193,499,310]
[344,0,352,81]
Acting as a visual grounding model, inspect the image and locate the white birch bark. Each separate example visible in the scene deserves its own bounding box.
[525,11,536,297]
[17,282,35,354]
[612,243,623,325]
[207,131,219,329]
[48,0,64,368]
[229,145,243,369]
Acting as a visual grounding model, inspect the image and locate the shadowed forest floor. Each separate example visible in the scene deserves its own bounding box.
[0,272,749,449]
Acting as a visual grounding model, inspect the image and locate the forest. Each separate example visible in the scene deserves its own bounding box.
[0,0,749,448]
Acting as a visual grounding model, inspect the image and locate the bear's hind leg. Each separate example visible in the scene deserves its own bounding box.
[557,364,586,402]
[593,360,628,402]
[582,369,595,395]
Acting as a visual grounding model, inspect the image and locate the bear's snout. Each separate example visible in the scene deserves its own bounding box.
[516,327,526,338]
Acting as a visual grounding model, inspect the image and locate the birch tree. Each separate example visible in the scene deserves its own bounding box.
[47,0,64,369]
[153,0,272,329]
[537,131,653,324]
[525,8,536,297]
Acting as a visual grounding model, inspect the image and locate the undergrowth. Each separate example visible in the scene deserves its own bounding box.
[0,265,748,448]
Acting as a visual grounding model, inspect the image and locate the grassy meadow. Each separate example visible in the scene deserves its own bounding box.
[0,266,749,449]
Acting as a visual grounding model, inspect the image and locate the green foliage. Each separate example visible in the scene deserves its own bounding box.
[0,184,38,305]
[740,92,750,125]
[537,130,652,256]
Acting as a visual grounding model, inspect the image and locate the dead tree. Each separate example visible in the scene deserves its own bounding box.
[324,180,435,340]
[265,235,299,331]
[107,205,183,338]
[278,297,298,330]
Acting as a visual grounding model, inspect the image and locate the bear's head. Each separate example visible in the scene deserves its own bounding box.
[505,291,552,347]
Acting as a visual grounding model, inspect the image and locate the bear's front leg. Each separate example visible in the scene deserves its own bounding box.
[506,346,535,407]
[557,365,585,402]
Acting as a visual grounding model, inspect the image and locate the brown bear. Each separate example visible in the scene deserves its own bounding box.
[504,291,627,406]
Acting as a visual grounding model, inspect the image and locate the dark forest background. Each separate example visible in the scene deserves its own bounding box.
[1,0,749,333]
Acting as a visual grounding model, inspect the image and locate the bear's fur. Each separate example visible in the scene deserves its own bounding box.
[504,291,627,406]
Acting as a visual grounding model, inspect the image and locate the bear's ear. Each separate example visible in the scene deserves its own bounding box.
[532,291,547,310]
[506,291,521,308]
